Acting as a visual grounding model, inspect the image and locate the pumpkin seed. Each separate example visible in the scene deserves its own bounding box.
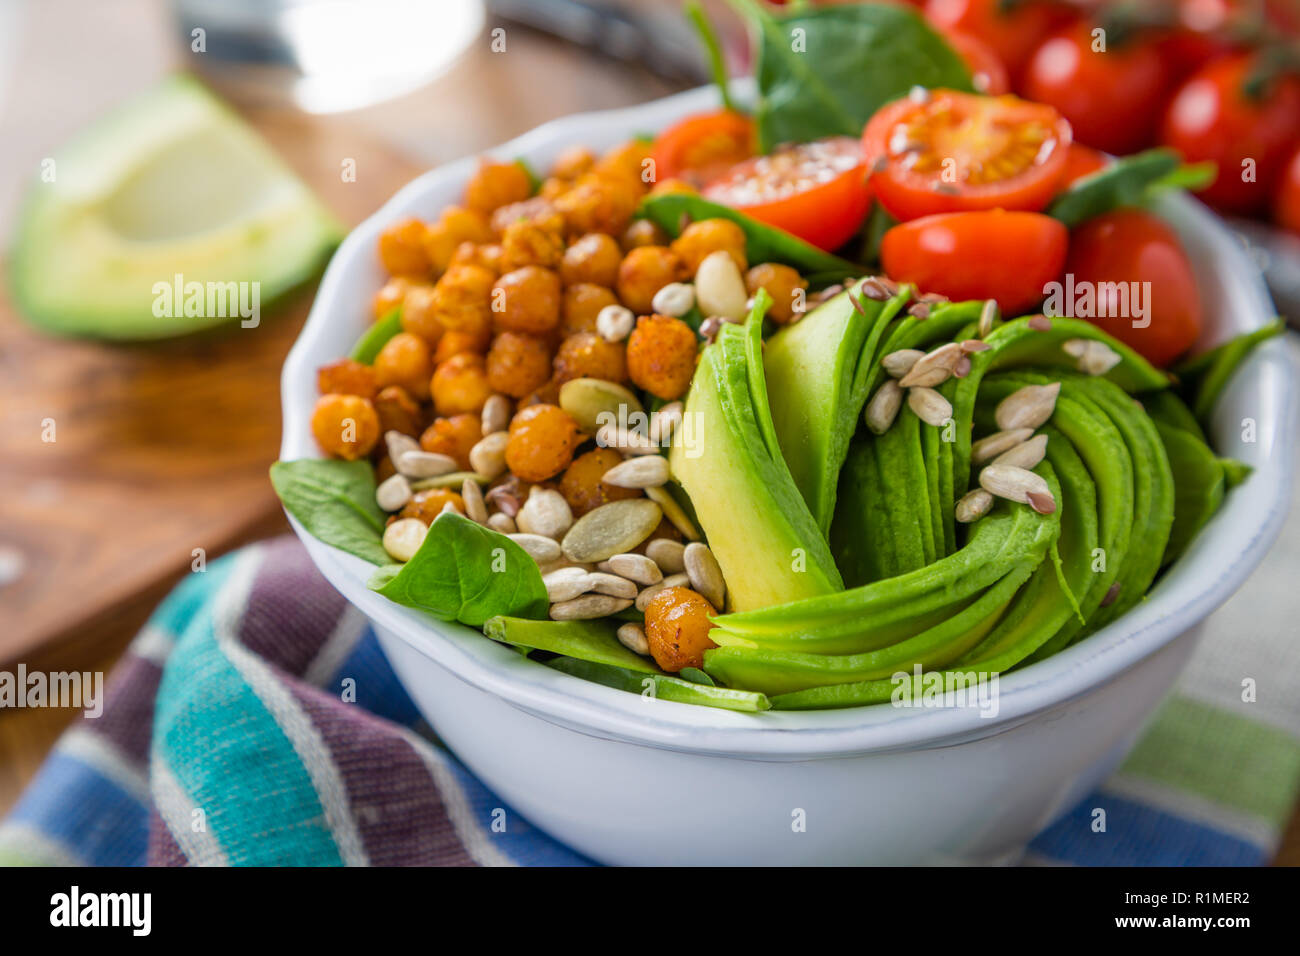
[600,552,663,585]
[602,455,670,488]
[970,427,1034,465]
[994,382,1060,430]
[550,594,633,621]
[410,471,489,491]
[635,572,690,612]
[382,518,428,562]
[683,542,726,609]
[644,485,700,540]
[396,450,458,479]
[616,622,651,656]
[516,487,573,539]
[559,377,644,434]
[561,498,663,563]
[375,473,412,512]
[645,539,686,574]
[509,533,563,564]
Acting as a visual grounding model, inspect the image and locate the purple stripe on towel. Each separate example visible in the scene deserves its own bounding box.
[147,808,189,867]
[82,655,164,768]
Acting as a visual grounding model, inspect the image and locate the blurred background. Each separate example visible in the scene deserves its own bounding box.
[0,0,1298,860]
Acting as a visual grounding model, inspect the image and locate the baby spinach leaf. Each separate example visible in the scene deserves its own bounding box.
[349,307,402,363]
[636,192,863,278]
[483,616,659,673]
[728,0,971,151]
[270,459,389,565]
[1047,149,1213,228]
[1173,319,1285,425]
[544,656,771,712]
[368,512,548,626]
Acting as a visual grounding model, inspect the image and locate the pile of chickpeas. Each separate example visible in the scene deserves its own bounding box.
[309,139,810,673]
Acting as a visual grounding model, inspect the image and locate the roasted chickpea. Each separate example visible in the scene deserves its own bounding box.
[506,404,581,481]
[376,454,398,484]
[374,277,414,318]
[746,263,808,325]
[593,140,653,191]
[423,206,493,274]
[432,262,496,337]
[554,172,640,237]
[559,447,641,517]
[431,352,493,416]
[561,283,619,336]
[433,327,491,364]
[517,377,562,409]
[626,314,698,400]
[373,332,434,401]
[552,145,595,180]
[399,488,466,524]
[620,218,668,251]
[464,159,533,214]
[500,219,565,271]
[672,218,748,274]
[492,266,562,335]
[648,177,697,198]
[560,232,622,287]
[419,414,483,471]
[311,394,380,461]
[616,245,685,315]
[448,240,502,275]
[378,218,431,277]
[400,284,445,345]
[374,385,425,437]
[486,332,554,398]
[553,332,627,384]
[645,587,718,672]
[491,196,565,237]
[317,358,376,400]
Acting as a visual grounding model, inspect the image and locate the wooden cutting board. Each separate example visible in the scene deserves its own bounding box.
[0,107,422,669]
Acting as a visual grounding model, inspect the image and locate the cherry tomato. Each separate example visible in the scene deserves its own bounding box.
[650,110,756,186]
[1276,144,1300,236]
[1061,143,1110,186]
[1021,22,1168,156]
[942,28,1011,95]
[861,90,1071,221]
[1161,53,1300,215]
[880,210,1067,313]
[924,0,1068,78]
[703,137,871,251]
[1065,209,1202,367]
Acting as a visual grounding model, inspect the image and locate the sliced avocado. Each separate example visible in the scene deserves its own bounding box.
[10,74,343,339]
[668,297,842,612]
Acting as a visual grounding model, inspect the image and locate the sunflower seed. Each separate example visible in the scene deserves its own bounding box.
[683,542,725,609]
[376,473,413,512]
[549,594,633,621]
[977,299,999,338]
[583,571,639,599]
[1100,582,1121,607]
[979,463,1054,512]
[462,477,488,524]
[396,449,459,479]
[509,533,563,564]
[561,498,663,562]
[991,433,1048,470]
[955,489,994,523]
[516,487,573,539]
[385,430,420,464]
[1026,490,1058,514]
[699,316,724,342]
[616,622,651,656]
[899,342,963,387]
[645,538,686,574]
[971,427,1034,465]
[480,394,512,436]
[695,250,748,321]
[595,423,660,456]
[881,349,925,378]
[908,386,953,427]
[1027,315,1052,331]
[382,518,428,562]
[487,487,521,518]
[994,382,1060,430]
[542,566,593,603]
[486,512,517,534]
[953,355,972,378]
[651,282,696,318]
[908,302,932,320]
[603,455,669,488]
[438,501,461,518]
[960,339,991,353]
[865,379,904,434]
[468,431,509,480]
[1065,338,1122,376]
[859,276,893,301]
[600,552,663,585]
[644,485,700,541]
[635,572,691,612]
[649,402,683,445]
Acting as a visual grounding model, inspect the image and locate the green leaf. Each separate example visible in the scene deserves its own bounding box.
[369,512,549,627]
[544,656,771,712]
[729,0,972,151]
[349,307,402,364]
[270,459,389,565]
[483,616,660,673]
[636,192,863,279]
[1047,149,1209,229]
[1172,319,1285,425]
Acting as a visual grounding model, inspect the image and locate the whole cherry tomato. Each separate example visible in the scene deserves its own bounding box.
[942,28,1011,94]
[1064,209,1203,367]
[1021,22,1169,156]
[1161,53,1300,215]
[880,209,1067,313]
[1061,143,1111,186]
[924,0,1069,78]
[1276,143,1300,236]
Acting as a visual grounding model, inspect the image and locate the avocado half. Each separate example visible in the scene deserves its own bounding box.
[9,75,343,339]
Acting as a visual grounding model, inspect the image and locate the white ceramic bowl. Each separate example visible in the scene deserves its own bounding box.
[280,85,1299,865]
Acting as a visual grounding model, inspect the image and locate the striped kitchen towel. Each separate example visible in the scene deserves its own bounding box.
[0,534,1296,866]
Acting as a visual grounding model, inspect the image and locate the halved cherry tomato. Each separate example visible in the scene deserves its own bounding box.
[1065,209,1202,367]
[924,0,1068,78]
[942,28,1011,95]
[1275,144,1300,236]
[1022,22,1168,156]
[650,110,756,186]
[703,137,872,251]
[861,90,1072,221]
[880,210,1066,314]
[1161,53,1300,215]
[1061,143,1110,186]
